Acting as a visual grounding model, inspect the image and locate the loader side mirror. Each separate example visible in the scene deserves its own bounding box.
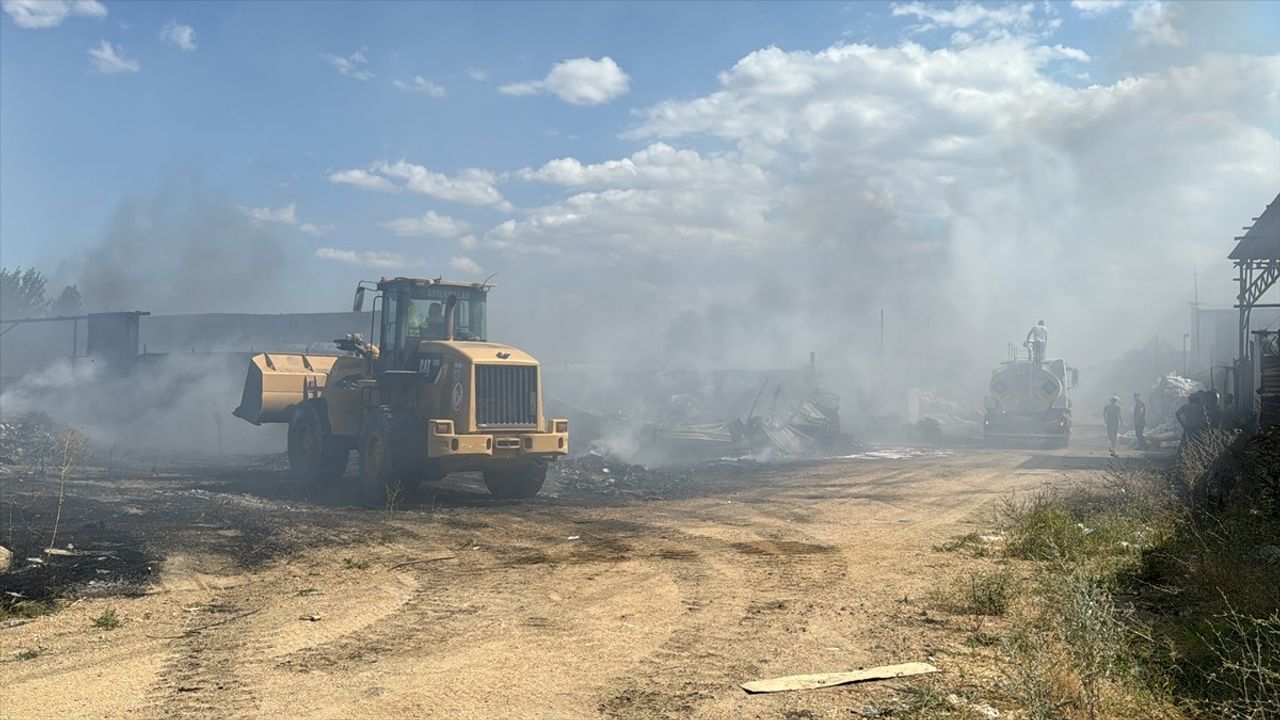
[353,287,366,312]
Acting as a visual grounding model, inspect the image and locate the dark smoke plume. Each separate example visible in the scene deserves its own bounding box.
[78,174,288,314]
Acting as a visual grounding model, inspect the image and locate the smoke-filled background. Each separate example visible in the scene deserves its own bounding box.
[2,1,1278,454]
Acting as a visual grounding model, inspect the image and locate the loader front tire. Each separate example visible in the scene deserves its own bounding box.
[287,401,348,485]
[359,406,416,506]
[483,460,547,499]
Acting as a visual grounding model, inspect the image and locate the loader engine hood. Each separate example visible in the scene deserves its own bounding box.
[413,341,543,432]
[415,340,538,365]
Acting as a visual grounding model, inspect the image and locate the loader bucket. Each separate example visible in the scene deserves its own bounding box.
[232,352,340,425]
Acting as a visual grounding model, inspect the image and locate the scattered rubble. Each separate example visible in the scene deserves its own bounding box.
[552,454,698,498]
[0,414,58,467]
[632,386,853,463]
[945,694,1001,718]
[915,389,983,434]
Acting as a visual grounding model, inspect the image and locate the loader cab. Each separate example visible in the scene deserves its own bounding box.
[373,278,488,371]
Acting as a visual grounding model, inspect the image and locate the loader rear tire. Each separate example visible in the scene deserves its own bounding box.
[287,401,348,485]
[359,406,417,506]
[483,460,547,499]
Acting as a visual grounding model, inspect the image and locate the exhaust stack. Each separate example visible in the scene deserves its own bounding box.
[444,294,457,341]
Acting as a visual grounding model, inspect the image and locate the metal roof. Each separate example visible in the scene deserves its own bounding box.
[1230,193,1280,261]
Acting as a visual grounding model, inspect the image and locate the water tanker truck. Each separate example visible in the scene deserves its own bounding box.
[233,277,569,503]
[983,355,1078,447]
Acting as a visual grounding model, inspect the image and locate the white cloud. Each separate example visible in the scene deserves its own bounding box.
[321,50,374,81]
[315,248,416,270]
[1070,0,1126,16]
[890,1,1034,30]
[489,145,774,260]
[299,222,335,237]
[380,210,471,238]
[518,142,768,190]
[330,160,510,209]
[498,80,541,97]
[243,203,334,236]
[88,40,140,74]
[499,56,630,106]
[244,203,298,225]
[467,67,488,82]
[1131,0,1183,46]
[3,0,105,29]
[160,21,197,51]
[392,75,446,97]
[450,256,483,274]
[328,168,398,192]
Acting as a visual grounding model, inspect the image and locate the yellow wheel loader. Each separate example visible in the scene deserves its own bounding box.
[233,277,569,503]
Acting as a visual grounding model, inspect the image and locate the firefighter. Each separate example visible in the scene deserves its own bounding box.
[1103,396,1122,452]
[1176,392,1207,446]
[1132,392,1147,449]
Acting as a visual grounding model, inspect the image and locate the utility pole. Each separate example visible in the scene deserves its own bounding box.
[1182,333,1189,376]
[879,308,885,372]
[1188,270,1203,374]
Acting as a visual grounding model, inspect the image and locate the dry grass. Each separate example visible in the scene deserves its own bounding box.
[932,568,1018,618]
[984,430,1280,719]
[0,599,59,623]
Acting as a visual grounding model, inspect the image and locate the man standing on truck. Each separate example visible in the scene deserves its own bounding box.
[1103,396,1123,452]
[1132,392,1147,449]
[1026,320,1048,365]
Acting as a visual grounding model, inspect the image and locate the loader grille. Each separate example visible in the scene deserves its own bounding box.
[475,365,538,427]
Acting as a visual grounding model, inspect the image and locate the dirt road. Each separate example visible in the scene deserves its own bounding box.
[1,443,1127,719]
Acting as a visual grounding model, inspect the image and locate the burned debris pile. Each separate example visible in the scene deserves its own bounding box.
[552,378,853,466]
[551,452,770,499]
[741,388,846,457]
[553,454,695,498]
[1139,373,1204,447]
[0,414,58,469]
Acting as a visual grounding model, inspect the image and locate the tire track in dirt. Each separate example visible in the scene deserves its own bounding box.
[597,505,850,720]
[273,515,695,675]
[139,592,263,720]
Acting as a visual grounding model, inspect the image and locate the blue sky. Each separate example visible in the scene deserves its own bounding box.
[2,0,1278,369]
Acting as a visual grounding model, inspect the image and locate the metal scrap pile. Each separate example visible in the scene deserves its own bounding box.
[744,388,847,456]
[639,386,849,461]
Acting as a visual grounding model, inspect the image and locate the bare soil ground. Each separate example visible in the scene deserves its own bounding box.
[1,439,1138,719]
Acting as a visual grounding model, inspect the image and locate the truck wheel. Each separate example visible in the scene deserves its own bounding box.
[359,406,416,506]
[483,461,547,499]
[287,401,348,484]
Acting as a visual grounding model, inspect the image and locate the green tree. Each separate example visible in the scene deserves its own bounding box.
[49,285,84,317]
[0,267,49,319]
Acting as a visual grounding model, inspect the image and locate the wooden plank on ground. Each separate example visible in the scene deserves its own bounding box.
[740,662,938,694]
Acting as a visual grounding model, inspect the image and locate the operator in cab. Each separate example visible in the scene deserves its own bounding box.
[424,301,446,338]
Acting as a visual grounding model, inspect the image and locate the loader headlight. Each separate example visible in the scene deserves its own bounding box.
[431,420,455,435]
[553,420,569,433]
